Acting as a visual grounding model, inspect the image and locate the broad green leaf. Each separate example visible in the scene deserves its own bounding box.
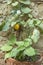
[16,41,24,46]
[1,44,12,51]
[10,48,19,58]
[24,41,30,47]
[26,19,41,28]
[9,46,25,59]
[1,34,16,46]
[11,22,17,27]
[37,22,43,30]
[24,47,36,56]
[24,38,32,47]
[21,7,31,14]
[5,52,12,60]
[12,1,19,6]
[7,47,20,58]
[19,20,25,26]
[11,19,21,27]
[33,19,41,26]
[19,0,31,5]
[27,19,35,27]
[17,46,25,51]
[16,51,24,60]
[2,21,11,31]
[5,48,19,59]
[8,34,16,45]
[31,29,40,43]
[24,38,32,45]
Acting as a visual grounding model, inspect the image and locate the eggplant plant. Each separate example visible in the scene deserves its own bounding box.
[0,0,43,62]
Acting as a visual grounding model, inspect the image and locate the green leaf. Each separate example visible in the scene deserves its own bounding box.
[8,34,16,45]
[1,34,16,47]
[24,38,32,47]
[24,41,30,47]
[37,22,43,30]
[17,46,25,51]
[19,20,25,26]
[11,22,17,27]
[24,47,36,56]
[16,51,24,61]
[19,0,31,5]
[16,41,24,46]
[21,7,31,14]
[31,29,40,43]
[1,44,12,52]
[26,19,41,28]
[33,19,41,26]
[5,52,12,60]
[12,1,19,6]
[2,21,11,31]
[9,46,25,59]
[27,19,35,28]
[10,48,19,58]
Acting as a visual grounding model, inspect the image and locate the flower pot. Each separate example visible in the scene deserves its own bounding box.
[6,55,42,65]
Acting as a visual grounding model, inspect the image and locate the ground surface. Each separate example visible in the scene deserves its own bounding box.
[0,0,43,65]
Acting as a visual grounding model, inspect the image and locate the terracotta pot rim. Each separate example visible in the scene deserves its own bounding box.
[6,54,42,63]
